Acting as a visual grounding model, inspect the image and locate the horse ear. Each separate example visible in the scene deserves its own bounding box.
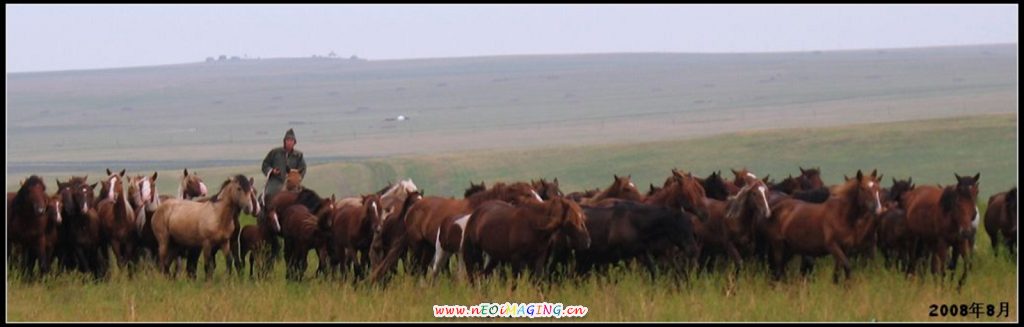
[152,171,159,181]
[856,170,863,181]
[732,169,740,176]
[119,169,126,177]
[106,168,113,176]
[954,173,961,180]
[184,169,189,176]
[799,166,806,173]
[614,174,619,180]
[843,175,850,182]
[871,169,877,177]
[249,177,255,187]
[877,174,883,182]
[90,182,99,189]
[907,177,912,184]
[892,177,897,184]
[553,178,559,185]
[973,172,980,182]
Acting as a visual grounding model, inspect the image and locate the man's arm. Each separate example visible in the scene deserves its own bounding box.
[297,153,307,178]
[262,150,276,176]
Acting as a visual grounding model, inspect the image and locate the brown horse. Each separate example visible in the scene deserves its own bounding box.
[7,176,56,279]
[97,168,126,203]
[875,178,916,268]
[403,181,542,276]
[531,178,563,200]
[464,181,486,198]
[152,175,254,279]
[903,173,979,288]
[369,190,424,284]
[461,197,590,284]
[582,175,644,205]
[159,169,208,201]
[127,172,161,261]
[326,194,383,279]
[644,169,710,220]
[277,194,335,281]
[984,187,1017,257]
[285,168,303,192]
[705,178,773,274]
[566,188,601,204]
[97,169,141,272]
[761,170,883,282]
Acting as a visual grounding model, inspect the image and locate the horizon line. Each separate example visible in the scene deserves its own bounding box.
[6,42,1017,75]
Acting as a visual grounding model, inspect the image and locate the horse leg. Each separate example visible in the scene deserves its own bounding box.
[726,244,743,278]
[799,256,815,277]
[640,253,658,282]
[428,246,451,280]
[770,244,787,281]
[826,243,852,284]
[956,239,971,291]
[202,245,216,281]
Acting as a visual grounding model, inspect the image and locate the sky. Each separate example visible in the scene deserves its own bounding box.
[5,4,1018,73]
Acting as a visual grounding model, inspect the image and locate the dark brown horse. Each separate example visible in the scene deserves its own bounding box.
[984,187,1017,257]
[699,171,732,201]
[464,181,486,198]
[903,173,979,289]
[326,194,383,279]
[7,176,56,279]
[875,178,916,268]
[276,194,335,281]
[97,169,141,273]
[55,176,106,278]
[461,197,590,284]
[574,200,697,281]
[798,166,826,190]
[761,170,883,282]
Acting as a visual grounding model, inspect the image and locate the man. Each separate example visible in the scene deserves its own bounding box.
[261,128,307,203]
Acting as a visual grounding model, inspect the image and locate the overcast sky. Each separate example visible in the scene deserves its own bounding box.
[5,4,1018,73]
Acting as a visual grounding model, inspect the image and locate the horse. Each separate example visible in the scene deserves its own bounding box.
[798,166,826,190]
[97,168,126,203]
[984,187,1017,258]
[404,181,541,277]
[760,169,883,283]
[461,196,590,284]
[699,171,732,201]
[54,176,106,278]
[566,188,601,204]
[7,176,57,280]
[903,173,979,289]
[464,181,486,198]
[531,178,563,200]
[326,194,383,279]
[582,175,644,205]
[127,172,162,262]
[158,169,208,201]
[646,183,662,198]
[369,190,424,284]
[285,168,303,192]
[574,200,698,281]
[875,178,916,269]
[97,169,141,273]
[277,194,335,281]
[151,175,254,279]
[692,177,773,275]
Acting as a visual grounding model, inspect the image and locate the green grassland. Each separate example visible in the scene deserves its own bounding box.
[6,113,1017,322]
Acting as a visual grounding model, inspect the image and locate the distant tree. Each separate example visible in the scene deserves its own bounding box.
[205,57,215,62]
[328,51,337,58]
[219,55,227,61]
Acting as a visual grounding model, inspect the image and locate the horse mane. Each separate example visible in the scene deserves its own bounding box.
[939,186,959,215]
[832,178,865,222]
[296,188,324,213]
[724,185,751,220]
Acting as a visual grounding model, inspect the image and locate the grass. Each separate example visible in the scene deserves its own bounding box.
[5,112,1018,322]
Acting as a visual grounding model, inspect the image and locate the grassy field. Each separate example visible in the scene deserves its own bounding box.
[6,113,1018,322]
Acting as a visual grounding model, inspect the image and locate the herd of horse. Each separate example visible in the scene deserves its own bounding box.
[7,166,1017,290]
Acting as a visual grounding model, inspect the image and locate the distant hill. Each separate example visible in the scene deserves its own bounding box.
[7,44,1017,166]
